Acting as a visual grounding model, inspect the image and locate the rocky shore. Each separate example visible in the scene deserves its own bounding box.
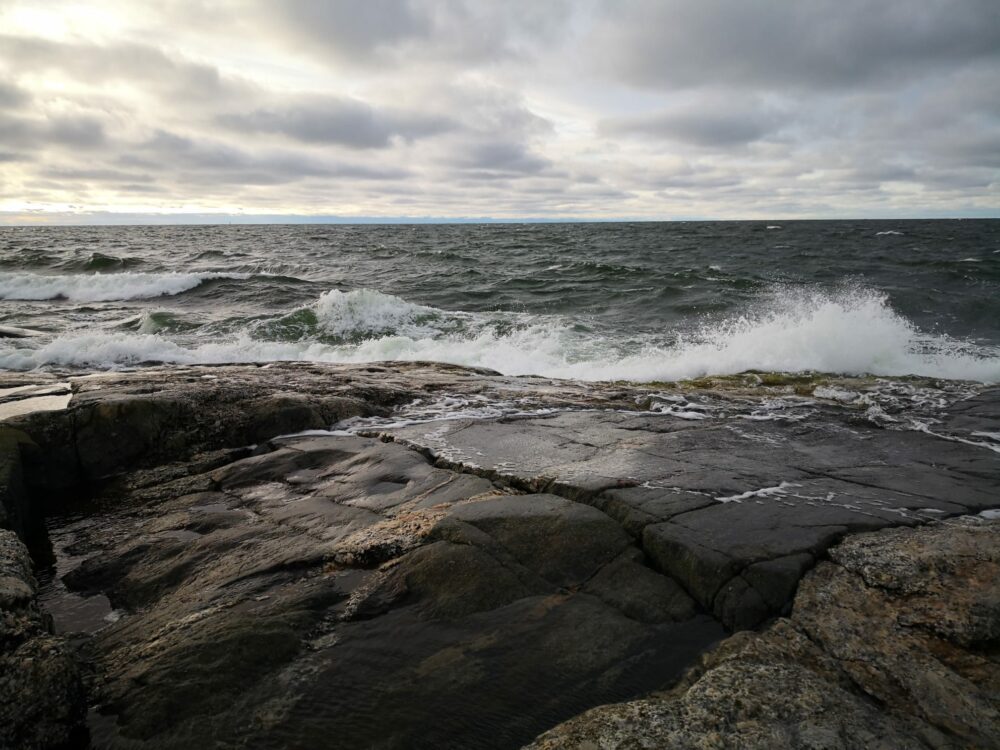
[529,517,1000,749]
[0,362,998,749]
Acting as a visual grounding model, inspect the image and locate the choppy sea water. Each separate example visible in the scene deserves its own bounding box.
[1,220,999,384]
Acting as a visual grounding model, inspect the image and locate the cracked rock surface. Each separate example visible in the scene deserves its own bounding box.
[526,516,1000,750]
[374,397,1000,631]
[0,363,997,749]
[45,432,720,749]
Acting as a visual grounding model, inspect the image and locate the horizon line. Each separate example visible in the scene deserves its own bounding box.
[2,214,998,228]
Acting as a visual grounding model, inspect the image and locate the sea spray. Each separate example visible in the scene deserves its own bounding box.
[313,288,455,340]
[4,285,998,383]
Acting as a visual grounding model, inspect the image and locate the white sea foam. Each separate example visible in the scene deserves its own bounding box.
[312,288,454,339]
[875,230,904,236]
[3,286,999,384]
[0,272,250,302]
[717,482,800,503]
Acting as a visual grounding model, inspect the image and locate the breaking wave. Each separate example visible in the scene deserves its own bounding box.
[313,288,458,339]
[0,271,252,302]
[586,287,1000,383]
[2,286,998,383]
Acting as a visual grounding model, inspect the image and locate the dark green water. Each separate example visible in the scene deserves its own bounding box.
[1,220,999,382]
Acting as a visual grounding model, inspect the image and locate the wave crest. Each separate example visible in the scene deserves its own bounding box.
[313,288,449,340]
[2,286,998,383]
[0,271,251,302]
[593,287,1000,383]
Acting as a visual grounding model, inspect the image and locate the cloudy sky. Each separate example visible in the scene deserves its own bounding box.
[1,0,998,223]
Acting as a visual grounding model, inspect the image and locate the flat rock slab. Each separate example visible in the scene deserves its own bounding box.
[48,432,722,749]
[375,394,1000,628]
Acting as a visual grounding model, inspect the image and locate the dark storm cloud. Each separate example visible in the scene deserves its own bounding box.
[595,0,1000,91]
[218,97,455,148]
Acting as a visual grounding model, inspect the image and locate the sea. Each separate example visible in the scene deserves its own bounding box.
[2,220,999,386]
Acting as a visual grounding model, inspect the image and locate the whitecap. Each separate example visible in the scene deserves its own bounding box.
[4,285,999,385]
[312,288,450,339]
[0,271,250,302]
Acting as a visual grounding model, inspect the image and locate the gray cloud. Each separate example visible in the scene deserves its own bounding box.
[594,0,1000,91]
[447,140,552,177]
[218,97,454,148]
[0,114,31,150]
[0,0,996,220]
[259,0,572,67]
[47,116,106,148]
[0,34,249,102]
[601,97,785,146]
[0,81,29,110]
[260,0,429,65]
[0,112,106,151]
[136,129,412,185]
[40,167,154,183]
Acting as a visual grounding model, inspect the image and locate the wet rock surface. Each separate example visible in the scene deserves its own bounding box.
[375,394,1000,630]
[1,529,87,750]
[49,429,723,749]
[0,363,996,749]
[526,516,1000,750]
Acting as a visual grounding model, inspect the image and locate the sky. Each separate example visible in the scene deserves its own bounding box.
[1,0,999,224]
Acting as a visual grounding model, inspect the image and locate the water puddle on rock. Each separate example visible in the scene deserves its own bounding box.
[33,513,122,635]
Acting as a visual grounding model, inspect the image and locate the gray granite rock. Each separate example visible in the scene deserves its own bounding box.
[0,363,995,748]
[0,529,87,749]
[50,430,723,748]
[526,517,1000,750]
[378,392,1000,630]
